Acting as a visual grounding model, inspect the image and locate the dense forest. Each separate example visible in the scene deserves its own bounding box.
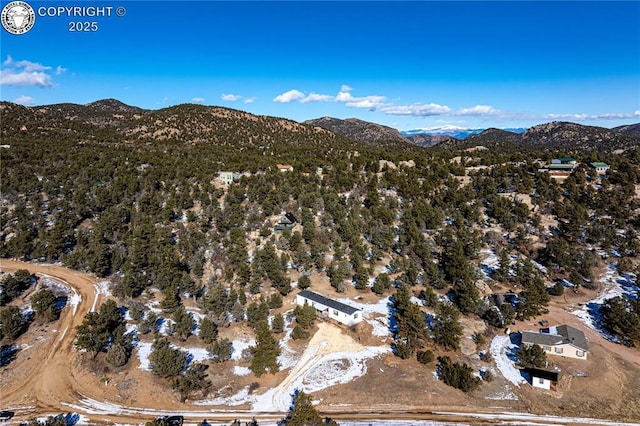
[1,100,639,401]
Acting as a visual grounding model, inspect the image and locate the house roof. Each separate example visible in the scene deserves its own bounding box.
[277,164,293,169]
[280,212,297,224]
[525,367,559,382]
[555,157,576,162]
[548,164,576,170]
[298,290,361,316]
[521,324,589,352]
[590,162,609,168]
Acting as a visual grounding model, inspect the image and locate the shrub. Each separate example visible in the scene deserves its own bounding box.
[208,337,233,363]
[394,341,413,359]
[437,356,481,393]
[106,343,129,367]
[417,349,435,364]
[548,282,565,296]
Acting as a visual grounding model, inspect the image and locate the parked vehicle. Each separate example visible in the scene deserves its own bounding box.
[0,411,14,422]
[155,415,184,426]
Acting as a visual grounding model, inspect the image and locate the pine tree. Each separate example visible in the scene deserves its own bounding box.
[199,317,218,344]
[433,302,463,351]
[149,337,188,378]
[31,289,60,322]
[518,344,547,368]
[249,320,280,376]
[173,305,195,341]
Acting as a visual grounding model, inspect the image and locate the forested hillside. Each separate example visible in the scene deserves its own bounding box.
[1,100,640,408]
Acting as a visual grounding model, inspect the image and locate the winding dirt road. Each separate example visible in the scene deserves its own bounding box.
[0,261,106,417]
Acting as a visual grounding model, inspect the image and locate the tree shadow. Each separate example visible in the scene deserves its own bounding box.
[0,344,19,367]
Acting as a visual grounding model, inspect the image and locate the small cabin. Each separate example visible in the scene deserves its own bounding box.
[525,367,559,391]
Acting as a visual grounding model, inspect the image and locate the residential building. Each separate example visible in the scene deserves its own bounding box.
[551,157,577,165]
[218,171,241,185]
[276,164,294,172]
[520,324,589,360]
[274,212,297,232]
[296,290,363,326]
[590,162,610,174]
[525,367,559,391]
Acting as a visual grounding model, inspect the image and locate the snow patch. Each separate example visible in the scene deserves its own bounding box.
[490,335,525,386]
[572,262,638,342]
[233,366,252,376]
[231,338,255,361]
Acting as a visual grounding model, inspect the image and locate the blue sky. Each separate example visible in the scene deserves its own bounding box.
[1,1,639,131]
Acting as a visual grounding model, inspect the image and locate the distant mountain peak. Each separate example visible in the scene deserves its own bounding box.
[86,98,142,112]
[304,116,409,145]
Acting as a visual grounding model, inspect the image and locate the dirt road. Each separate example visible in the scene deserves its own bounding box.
[0,260,106,415]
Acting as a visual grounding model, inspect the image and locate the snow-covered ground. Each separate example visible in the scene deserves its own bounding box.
[233,366,251,376]
[480,248,547,278]
[136,341,224,371]
[336,296,392,337]
[39,274,81,315]
[231,338,255,361]
[489,335,526,386]
[436,410,640,426]
[572,262,638,342]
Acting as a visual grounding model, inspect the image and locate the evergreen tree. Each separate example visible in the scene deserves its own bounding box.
[437,356,481,393]
[208,337,233,363]
[249,320,280,376]
[173,305,195,341]
[31,289,60,322]
[518,344,547,368]
[199,317,218,344]
[149,337,188,378]
[432,302,463,351]
[0,306,27,342]
[279,390,338,426]
[271,313,285,334]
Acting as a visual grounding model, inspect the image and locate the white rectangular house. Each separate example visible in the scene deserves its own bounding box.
[218,171,241,185]
[521,324,589,360]
[296,290,363,326]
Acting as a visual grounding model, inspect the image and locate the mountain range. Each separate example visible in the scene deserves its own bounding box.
[1,99,639,153]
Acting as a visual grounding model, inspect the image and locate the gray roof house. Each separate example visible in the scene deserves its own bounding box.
[274,212,297,232]
[521,324,589,360]
[296,290,363,326]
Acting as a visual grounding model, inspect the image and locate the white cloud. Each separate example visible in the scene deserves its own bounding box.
[0,56,65,87]
[3,56,50,72]
[300,93,334,103]
[273,89,305,103]
[192,97,205,103]
[14,95,35,106]
[345,96,386,109]
[545,111,640,121]
[455,104,499,116]
[221,93,242,101]
[273,86,385,109]
[334,90,385,109]
[380,103,451,116]
[244,97,256,104]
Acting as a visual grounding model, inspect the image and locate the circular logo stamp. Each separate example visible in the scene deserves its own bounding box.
[2,1,35,35]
